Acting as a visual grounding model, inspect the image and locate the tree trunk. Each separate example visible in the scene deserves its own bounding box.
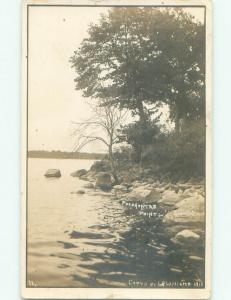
[108,144,119,185]
[137,100,146,164]
[175,105,181,134]
[137,100,146,125]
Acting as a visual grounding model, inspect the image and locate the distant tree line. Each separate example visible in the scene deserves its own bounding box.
[28,150,105,160]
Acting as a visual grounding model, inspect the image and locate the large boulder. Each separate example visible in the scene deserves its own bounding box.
[175,194,204,209]
[126,187,161,203]
[95,172,112,190]
[163,195,205,225]
[70,169,87,177]
[171,229,200,246]
[45,169,61,178]
[158,190,180,206]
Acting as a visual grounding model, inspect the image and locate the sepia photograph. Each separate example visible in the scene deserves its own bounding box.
[21,0,212,298]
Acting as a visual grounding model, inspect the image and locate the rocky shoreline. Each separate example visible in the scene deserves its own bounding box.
[68,160,205,265]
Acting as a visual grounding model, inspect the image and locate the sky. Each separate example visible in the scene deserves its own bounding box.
[28,6,205,153]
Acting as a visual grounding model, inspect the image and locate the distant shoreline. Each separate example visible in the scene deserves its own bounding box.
[28,151,106,160]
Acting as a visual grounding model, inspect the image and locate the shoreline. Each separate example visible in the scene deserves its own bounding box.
[75,160,205,271]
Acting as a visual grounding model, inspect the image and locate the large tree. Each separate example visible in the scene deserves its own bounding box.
[70,7,205,132]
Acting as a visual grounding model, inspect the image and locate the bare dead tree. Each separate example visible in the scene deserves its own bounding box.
[72,102,127,184]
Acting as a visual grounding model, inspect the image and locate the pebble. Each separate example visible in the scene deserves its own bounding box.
[157,249,166,256]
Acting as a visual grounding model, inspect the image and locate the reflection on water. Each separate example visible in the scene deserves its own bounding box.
[27,158,204,288]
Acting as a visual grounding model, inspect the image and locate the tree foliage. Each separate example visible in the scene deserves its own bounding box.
[143,119,205,177]
[120,120,160,162]
[70,7,205,128]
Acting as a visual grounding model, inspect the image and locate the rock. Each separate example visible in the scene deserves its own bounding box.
[177,183,191,191]
[163,194,205,225]
[177,189,183,195]
[89,224,111,230]
[70,169,87,177]
[171,229,200,245]
[78,175,88,181]
[112,185,127,193]
[76,190,85,194]
[165,224,204,239]
[194,184,203,190]
[90,161,110,173]
[158,182,167,188]
[57,264,70,269]
[132,175,142,181]
[90,191,113,197]
[157,249,166,256]
[181,187,198,198]
[183,187,194,197]
[164,195,205,233]
[71,190,85,194]
[163,184,170,190]
[142,168,153,176]
[200,191,205,197]
[126,187,161,203]
[169,184,179,193]
[95,172,112,190]
[143,183,153,190]
[118,179,132,188]
[123,182,133,189]
[146,177,154,184]
[83,182,95,189]
[158,190,180,206]
[170,267,183,273]
[44,169,61,178]
[81,171,96,182]
[132,181,143,188]
[152,180,160,187]
[154,187,165,193]
[175,194,204,209]
[187,177,202,185]
[189,256,204,262]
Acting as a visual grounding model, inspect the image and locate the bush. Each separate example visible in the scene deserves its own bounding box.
[121,120,161,162]
[113,146,132,161]
[145,119,205,177]
[90,160,110,172]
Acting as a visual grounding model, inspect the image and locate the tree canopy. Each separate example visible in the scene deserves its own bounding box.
[70,7,205,129]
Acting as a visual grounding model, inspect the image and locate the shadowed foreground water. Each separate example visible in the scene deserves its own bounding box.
[27,158,204,288]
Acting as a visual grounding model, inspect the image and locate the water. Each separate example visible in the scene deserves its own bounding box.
[27,158,204,288]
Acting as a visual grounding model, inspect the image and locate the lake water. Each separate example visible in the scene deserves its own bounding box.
[27,158,204,288]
